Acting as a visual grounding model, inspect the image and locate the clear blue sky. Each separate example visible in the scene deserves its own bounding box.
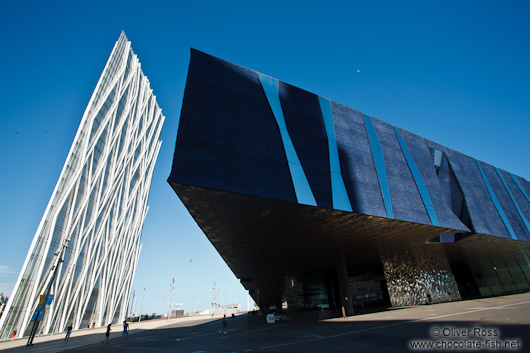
[1,0,529,315]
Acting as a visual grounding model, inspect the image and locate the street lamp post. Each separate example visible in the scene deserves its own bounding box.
[26,239,69,346]
[211,282,219,316]
[139,287,146,322]
[127,290,135,320]
[167,274,174,319]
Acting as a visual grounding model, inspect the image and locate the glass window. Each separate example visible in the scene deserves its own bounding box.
[433,149,442,175]
[466,252,492,297]
[489,252,516,292]
[479,252,505,295]
[515,249,530,284]
[502,253,529,291]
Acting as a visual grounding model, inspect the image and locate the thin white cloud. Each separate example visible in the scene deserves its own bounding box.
[0,265,16,275]
[0,267,18,297]
[0,282,15,297]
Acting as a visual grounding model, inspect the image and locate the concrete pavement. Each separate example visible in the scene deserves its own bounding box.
[0,314,229,352]
[1,293,529,352]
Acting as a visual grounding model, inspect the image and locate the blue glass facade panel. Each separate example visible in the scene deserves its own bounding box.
[372,119,430,225]
[329,103,387,217]
[279,83,332,209]
[503,173,530,242]
[476,160,516,240]
[496,168,530,235]
[362,114,393,218]
[431,146,508,237]
[394,127,440,226]
[171,49,527,240]
[258,73,317,206]
[482,163,528,239]
[511,173,530,204]
[318,97,352,212]
[401,134,469,231]
[170,50,297,204]
[507,174,530,240]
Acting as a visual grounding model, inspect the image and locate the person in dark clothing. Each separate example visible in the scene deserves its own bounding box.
[64,324,73,342]
[122,321,129,341]
[426,293,432,304]
[102,324,111,344]
[220,315,227,335]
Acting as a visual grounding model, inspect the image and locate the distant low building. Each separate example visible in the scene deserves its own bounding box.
[169,310,185,318]
[199,304,241,316]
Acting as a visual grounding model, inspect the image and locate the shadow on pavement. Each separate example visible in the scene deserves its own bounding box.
[6,312,525,353]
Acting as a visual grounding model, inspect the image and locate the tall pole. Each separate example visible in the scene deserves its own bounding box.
[127,290,135,320]
[139,287,146,322]
[27,239,69,346]
[211,282,219,315]
[167,274,174,319]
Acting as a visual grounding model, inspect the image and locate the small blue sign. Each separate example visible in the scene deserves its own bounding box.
[31,308,44,321]
[45,295,54,305]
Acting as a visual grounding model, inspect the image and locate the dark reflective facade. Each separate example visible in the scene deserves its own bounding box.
[169,49,530,315]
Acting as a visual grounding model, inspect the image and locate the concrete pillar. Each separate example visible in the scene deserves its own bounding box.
[335,253,354,317]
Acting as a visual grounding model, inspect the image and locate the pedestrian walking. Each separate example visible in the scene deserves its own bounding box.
[64,323,72,342]
[220,314,228,335]
[10,330,16,340]
[122,321,129,341]
[102,324,111,344]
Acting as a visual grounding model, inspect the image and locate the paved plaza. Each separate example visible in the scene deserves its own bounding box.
[1,293,529,352]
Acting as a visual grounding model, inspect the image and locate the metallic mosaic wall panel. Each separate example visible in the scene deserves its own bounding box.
[381,245,461,306]
[0,32,165,339]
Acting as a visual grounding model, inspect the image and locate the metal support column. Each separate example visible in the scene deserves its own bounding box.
[335,253,354,317]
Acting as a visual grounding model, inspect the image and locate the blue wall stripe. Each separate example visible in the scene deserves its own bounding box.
[318,97,352,212]
[476,161,517,239]
[258,73,317,206]
[510,173,530,204]
[393,127,439,226]
[496,168,530,235]
[363,115,393,218]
